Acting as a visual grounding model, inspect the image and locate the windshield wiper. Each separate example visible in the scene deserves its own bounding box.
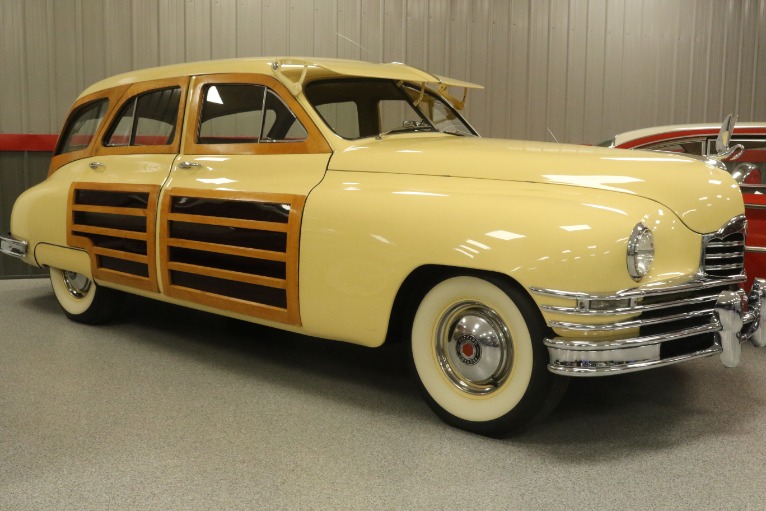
[376,120,436,139]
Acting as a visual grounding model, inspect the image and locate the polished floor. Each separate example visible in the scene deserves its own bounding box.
[2,277,765,510]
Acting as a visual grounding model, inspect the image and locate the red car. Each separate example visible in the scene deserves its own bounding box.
[600,121,766,288]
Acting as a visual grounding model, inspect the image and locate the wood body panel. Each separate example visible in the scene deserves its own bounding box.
[158,187,305,325]
[67,182,160,292]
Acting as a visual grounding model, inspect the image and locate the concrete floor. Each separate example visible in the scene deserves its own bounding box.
[1,277,766,510]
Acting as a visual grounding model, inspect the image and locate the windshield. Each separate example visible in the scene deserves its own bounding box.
[304,78,477,140]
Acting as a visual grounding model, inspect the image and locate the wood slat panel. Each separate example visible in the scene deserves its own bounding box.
[166,213,289,233]
[92,247,149,265]
[167,261,287,290]
[165,285,290,324]
[167,239,288,263]
[70,224,148,241]
[71,204,148,217]
[159,188,304,325]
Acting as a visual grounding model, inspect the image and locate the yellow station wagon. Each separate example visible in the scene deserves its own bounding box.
[2,57,765,436]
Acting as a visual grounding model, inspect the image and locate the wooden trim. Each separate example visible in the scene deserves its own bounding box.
[163,285,292,324]
[167,239,287,262]
[67,182,160,293]
[167,212,289,232]
[70,224,148,241]
[94,77,190,157]
[159,187,304,325]
[166,261,287,289]
[71,204,148,217]
[49,86,131,176]
[182,73,331,156]
[92,247,149,264]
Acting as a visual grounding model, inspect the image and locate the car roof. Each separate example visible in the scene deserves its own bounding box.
[612,122,766,147]
[79,57,483,99]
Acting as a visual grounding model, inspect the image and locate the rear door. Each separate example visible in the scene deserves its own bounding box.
[66,77,189,294]
[157,74,332,325]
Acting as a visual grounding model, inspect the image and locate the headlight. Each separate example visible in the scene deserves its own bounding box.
[627,223,654,280]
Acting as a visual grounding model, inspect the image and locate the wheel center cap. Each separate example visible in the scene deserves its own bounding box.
[455,334,481,365]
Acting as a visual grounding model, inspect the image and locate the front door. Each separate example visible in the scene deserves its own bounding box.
[157,73,332,325]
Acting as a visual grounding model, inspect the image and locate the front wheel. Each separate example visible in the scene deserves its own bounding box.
[410,275,567,437]
[50,268,124,324]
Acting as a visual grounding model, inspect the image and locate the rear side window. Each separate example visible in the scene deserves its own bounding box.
[105,87,181,146]
[56,99,109,154]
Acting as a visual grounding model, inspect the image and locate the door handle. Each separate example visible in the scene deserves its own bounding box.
[178,161,202,169]
[88,162,105,169]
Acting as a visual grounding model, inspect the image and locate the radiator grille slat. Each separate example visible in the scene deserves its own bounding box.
[703,231,745,278]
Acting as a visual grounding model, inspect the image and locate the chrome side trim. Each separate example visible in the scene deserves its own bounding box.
[531,275,744,302]
[0,233,28,259]
[745,246,766,253]
[541,292,719,316]
[548,345,721,376]
[544,322,719,351]
[549,307,715,331]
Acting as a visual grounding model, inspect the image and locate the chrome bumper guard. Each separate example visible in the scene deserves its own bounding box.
[0,233,28,259]
[532,277,766,376]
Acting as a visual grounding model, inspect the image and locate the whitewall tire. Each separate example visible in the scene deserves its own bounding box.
[50,267,124,324]
[411,275,567,436]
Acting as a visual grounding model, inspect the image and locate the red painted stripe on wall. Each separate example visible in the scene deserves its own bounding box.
[0,134,58,152]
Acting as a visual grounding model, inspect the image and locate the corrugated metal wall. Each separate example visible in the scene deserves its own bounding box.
[2,0,766,277]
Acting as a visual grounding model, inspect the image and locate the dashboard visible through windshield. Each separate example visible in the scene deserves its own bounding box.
[304,78,477,140]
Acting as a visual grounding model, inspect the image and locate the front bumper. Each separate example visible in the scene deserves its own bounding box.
[0,233,28,259]
[532,277,766,376]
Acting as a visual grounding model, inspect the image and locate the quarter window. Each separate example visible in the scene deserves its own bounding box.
[105,87,181,146]
[56,99,109,154]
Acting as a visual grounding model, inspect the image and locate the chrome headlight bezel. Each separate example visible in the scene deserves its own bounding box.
[627,223,654,281]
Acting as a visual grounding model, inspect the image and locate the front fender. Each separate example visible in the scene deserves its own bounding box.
[298,171,704,346]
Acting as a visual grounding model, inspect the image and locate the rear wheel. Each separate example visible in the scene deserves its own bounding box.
[410,275,567,436]
[50,267,124,324]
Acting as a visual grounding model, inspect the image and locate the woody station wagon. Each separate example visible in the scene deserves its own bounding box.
[2,58,765,436]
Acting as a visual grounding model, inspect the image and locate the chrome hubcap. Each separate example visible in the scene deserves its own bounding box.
[62,271,91,298]
[435,301,513,395]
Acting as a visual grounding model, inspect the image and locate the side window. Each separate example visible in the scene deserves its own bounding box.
[56,99,109,154]
[105,87,181,147]
[198,84,267,144]
[197,85,308,144]
[263,90,308,142]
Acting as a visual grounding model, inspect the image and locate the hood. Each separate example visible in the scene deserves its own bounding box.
[328,135,744,234]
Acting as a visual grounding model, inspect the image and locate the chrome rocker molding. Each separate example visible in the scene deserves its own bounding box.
[532,277,766,376]
[0,233,28,259]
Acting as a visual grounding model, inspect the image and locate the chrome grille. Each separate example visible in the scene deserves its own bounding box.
[702,232,745,278]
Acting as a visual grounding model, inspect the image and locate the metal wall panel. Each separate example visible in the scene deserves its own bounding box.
[2,0,765,139]
[2,0,766,278]
[0,153,50,277]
